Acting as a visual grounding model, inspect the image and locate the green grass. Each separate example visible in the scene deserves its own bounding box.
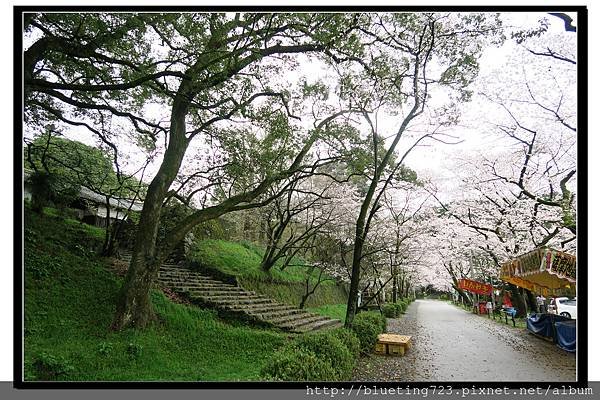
[24,210,286,381]
[190,239,333,283]
[190,239,348,308]
[42,206,106,240]
[307,304,348,323]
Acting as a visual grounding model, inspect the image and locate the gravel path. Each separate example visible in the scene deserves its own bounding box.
[352,299,576,382]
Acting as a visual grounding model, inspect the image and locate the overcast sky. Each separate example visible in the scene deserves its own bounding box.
[31,11,575,197]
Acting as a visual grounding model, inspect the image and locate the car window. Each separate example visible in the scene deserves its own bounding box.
[563,300,576,306]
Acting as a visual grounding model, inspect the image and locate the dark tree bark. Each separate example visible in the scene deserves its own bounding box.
[112,113,189,329]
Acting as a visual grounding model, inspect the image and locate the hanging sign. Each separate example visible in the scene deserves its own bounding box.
[500,248,576,291]
[458,279,493,295]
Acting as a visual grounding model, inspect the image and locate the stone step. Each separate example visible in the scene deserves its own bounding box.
[152,263,342,333]
[189,293,264,302]
[229,302,296,313]
[160,264,200,276]
[166,287,254,297]
[196,296,276,306]
[158,276,226,285]
[250,308,306,320]
[160,282,243,293]
[277,314,329,330]
[158,269,214,278]
[161,263,184,268]
[266,311,318,325]
[296,318,343,333]
[158,273,217,281]
[159,282,231,290]
[159,279,237,287]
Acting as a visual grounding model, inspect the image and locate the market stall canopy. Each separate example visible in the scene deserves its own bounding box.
[500,248,575,293]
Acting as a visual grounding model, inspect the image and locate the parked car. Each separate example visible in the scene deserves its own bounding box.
[548,297,577,319]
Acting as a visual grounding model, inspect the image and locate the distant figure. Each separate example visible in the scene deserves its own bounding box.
[503,292,513,308]
[537,295,547,313]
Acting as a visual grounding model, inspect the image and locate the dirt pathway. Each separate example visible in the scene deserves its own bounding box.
[352,299,576,382]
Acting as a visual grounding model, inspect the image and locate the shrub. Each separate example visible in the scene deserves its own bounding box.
[393,302,404,316]
[397,300,408,313]
[294,332,354,380]
[331,328,360,358]
[33,352,74,380]
[381,303,398,318]
[261,345,337,381]
[262,329,359,381]
[350,311,386,354]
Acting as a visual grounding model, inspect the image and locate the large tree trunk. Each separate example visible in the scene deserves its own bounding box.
[525,288,537,313]
[344,219,367,327]
[392,266,398,303]
[112,101,189,330]
[505,283,527,318]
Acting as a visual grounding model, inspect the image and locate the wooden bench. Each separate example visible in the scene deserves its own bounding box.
[375,334,412,356]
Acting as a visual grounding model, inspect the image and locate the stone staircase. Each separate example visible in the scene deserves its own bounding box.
[118,251,343,333]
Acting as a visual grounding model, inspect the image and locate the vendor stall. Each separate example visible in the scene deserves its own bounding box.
[500,248,576,296]
[500,248,576,352]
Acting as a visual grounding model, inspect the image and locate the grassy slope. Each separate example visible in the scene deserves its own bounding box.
[191,239,323,282]
[306,304,348,324]
[24,211,285,381]
[190,239,347,308]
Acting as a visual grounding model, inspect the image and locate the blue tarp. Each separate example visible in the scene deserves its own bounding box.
[527,313,575,352]
[555,320,576,353]
[527,313,554,338]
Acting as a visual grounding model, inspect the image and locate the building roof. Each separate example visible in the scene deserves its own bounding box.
[79,186,144,212]
[24,169,144,212]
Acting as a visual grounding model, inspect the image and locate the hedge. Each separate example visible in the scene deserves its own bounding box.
[261,328,359,381]
[350,311,386,354]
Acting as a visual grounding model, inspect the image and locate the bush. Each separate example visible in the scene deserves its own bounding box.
[261,346,337,381]
[126,342,143,359]
[350,311,386,354]
[393,302,404,316]
[381,303,398,318]
[262,330,358,381]
[294,332,354,380]
[331,328,360,358]
[397,300,408,313]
